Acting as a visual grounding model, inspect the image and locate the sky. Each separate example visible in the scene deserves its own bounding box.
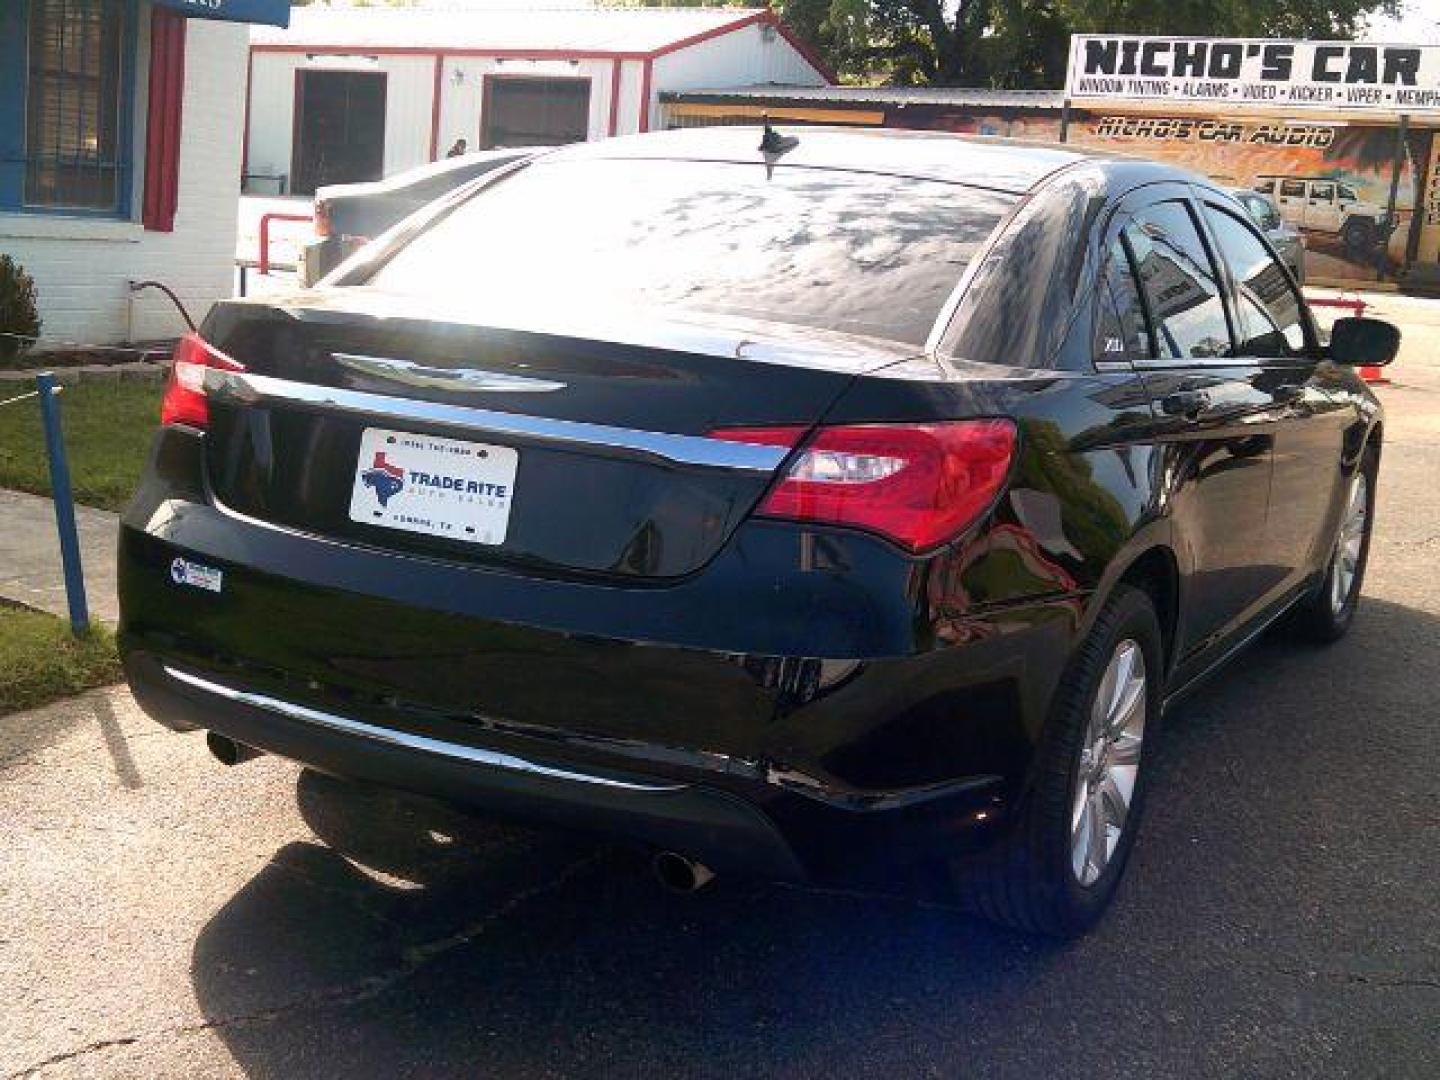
[1365,2,1440,44]
[302,0,1440,42]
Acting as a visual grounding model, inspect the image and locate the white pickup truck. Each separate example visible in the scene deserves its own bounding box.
[1253,176,1390,259]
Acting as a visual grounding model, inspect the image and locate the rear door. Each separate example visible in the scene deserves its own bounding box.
[292,70,387,196]
[1117,191,1282,666]
[1196,198,1348,587]
[481,77,589,149]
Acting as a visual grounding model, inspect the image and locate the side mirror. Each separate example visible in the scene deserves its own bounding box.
[1329,316,1400,367]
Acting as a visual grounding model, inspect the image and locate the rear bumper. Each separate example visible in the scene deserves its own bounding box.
[125,651,808,881]
[123,646,1019,883]
[119,426,1086,882]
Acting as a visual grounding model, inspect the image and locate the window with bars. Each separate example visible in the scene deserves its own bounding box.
[23,0,130,212]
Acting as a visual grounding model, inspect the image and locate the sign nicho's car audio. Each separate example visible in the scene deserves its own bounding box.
[1066,36,1440,115]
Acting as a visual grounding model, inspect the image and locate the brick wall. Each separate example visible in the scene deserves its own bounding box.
[0,12,247,348]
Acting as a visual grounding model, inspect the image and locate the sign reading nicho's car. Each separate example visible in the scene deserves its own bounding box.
[1066,36,1440,115]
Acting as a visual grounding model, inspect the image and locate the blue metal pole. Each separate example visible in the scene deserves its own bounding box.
[35,372,90,636]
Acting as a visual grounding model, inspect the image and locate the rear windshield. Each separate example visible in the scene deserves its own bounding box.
[362,159,1014,346]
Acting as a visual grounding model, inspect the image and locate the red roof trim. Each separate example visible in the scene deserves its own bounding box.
[646,11,766,59]
[251,44,652,60]
[245,8,833,79]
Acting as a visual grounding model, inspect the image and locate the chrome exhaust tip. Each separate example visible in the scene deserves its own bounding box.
[206,731,263,766]
[652,850,716,894]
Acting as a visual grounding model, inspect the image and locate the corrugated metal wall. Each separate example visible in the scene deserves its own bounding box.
[245,21,829,184]
[650,22,826,132]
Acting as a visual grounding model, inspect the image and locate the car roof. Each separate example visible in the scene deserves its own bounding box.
[541,125,1201,196]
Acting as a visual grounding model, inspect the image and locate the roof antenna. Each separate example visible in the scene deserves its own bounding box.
[758,115,798,156]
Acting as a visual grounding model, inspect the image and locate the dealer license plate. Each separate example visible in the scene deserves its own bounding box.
[348,427,518,546]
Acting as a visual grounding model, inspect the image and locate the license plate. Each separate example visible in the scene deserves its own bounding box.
[349,427,518,545]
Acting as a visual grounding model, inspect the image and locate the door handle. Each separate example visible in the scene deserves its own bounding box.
[1160,389,1211,420]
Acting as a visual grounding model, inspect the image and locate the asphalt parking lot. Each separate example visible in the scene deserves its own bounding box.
[4,295,1439,1079]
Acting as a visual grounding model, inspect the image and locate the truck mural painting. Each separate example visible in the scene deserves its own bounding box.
[1074,117,1423,284]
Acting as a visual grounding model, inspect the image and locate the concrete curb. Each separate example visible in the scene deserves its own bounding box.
[0,360,167,383]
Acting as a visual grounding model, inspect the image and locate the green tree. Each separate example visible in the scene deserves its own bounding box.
[776,0,1400,86]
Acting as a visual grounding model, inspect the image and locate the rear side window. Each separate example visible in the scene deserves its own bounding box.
[1202,204,1306,357]
[943,168,1107,367]
[1281,179,1306,199]
[1125,202,1232,361]
[363,159,1014,346]
[1094,239,1152,362]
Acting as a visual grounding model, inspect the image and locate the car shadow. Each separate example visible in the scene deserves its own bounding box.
[188,596,1439,1078]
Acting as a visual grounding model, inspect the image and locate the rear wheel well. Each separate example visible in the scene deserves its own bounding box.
[1114,548,1179,672]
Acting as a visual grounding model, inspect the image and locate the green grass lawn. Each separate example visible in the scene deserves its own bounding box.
[0,605,123,715]
[0,378,161,511]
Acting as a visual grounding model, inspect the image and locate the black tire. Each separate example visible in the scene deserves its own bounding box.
[1342,217,1378,258]
[950,585,1163,937]
[1291,450,1377,643]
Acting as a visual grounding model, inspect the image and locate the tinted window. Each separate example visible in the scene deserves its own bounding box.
[1203,205,1306,357]
[1254,179,1275,195]
[1339,183,1359,200]
[943,167,1107,367]
[1237,193,1275,229]
[1281,179,1306,199]
[1311,181,1335,201]
[1125,202,1232,361]
[365,159,1014,346]
[1094,239,1152,362]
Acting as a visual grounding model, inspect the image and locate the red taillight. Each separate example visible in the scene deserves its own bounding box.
[160,332,244,429]
[313,198,332,239]
[715,420,1017,552]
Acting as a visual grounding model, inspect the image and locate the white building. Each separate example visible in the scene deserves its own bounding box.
[0,1,288,348]
[245,6,832,195]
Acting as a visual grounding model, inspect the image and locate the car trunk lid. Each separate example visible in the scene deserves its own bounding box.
[200,291,915,580]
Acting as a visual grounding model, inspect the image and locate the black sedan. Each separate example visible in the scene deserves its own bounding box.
[120,128,1397,936]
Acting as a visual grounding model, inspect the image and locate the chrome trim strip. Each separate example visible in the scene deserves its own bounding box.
[334,353,568,394]
[205,369,789,473]
[162,665,686,793]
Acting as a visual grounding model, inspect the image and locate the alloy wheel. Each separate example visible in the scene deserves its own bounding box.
[1330,473,1368,616]
[1071,639,1147,887]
